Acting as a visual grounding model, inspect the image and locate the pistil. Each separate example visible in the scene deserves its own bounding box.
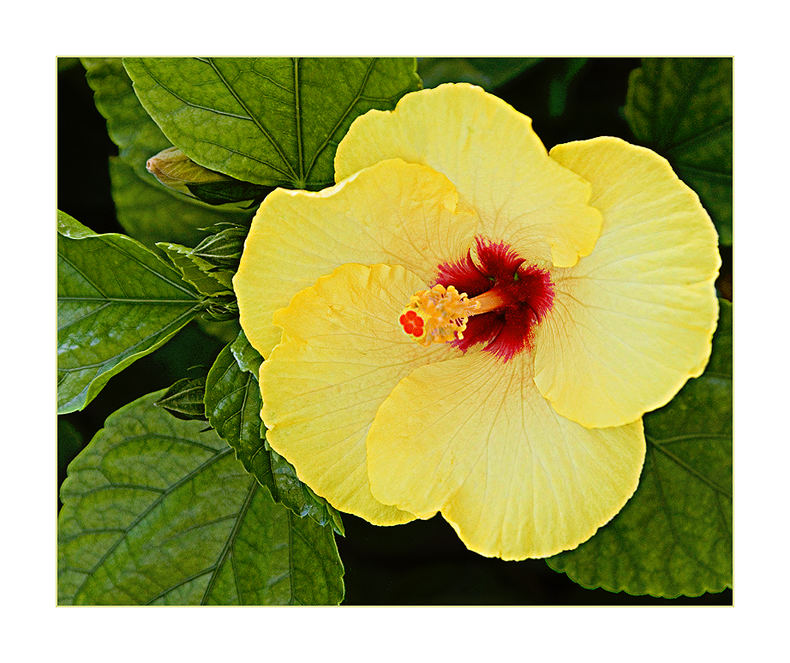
[400,236,555,359]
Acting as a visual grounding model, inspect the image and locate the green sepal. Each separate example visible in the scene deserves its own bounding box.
[189,223,247,271]
[157,241,232,296]
[155,376,208,421]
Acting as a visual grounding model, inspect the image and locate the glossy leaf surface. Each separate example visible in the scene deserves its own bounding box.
[123,57,421,189]
[57,211,201,413]
[205,336,343,534]
[547,301,732,597]
[83,58,250,246]
[625,58,732,244]
[58,391,345,605]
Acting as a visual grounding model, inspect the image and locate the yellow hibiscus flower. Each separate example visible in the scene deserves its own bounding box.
[233,83,720,560]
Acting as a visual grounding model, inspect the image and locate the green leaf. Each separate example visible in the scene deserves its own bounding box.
[186,179,271,206]
[58,419,85,476]
[547,58,587,117]
[57,211,201,413]
[82,57,172,182]
[230,327,263,376]
[418,57,541,90]
[123,57,421,189]
[205,337,344,535]
[82,58,250,247]
[109,156,249,250]
[157,241,232,296]
[547,300,732,598]
[58,390,345,605]
[624,58,732,245]
[155,376,208,421]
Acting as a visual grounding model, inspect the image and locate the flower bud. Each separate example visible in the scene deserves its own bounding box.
[191,223,248,269]
[146,146,231,194]
[155,376,207,421]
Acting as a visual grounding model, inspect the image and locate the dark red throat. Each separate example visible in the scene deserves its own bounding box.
[433,236,554,361]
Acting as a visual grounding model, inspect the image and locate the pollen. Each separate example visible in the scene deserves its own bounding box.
[398,284,479,346]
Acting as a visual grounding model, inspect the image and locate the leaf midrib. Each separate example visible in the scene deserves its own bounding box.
[201,57,299,182]
[646,435,731,498]
[58,307,199,373]
[138,57,390,188]
[200,477,258,604]
[302,58,378,184]
[59,297,198,304]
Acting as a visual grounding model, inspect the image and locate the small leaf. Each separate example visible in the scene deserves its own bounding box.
[547,300,732,598]
[123,57,421,189]
[418,57,541,89]
[155,376,208,420]
[57,211,201,413]
[230,328,262,376]
[624,58,732,244]
[205,338,343,534]
[58,390,345,605]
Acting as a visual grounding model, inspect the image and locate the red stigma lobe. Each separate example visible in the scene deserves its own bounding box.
[399,310,424,337]
[433,236,554,361]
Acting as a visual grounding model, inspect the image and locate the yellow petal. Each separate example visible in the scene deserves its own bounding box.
[334,83,602,268]
[261,263,457,525]
[534,137,721,428]
[366,352,645,560]
[234,158,478,358]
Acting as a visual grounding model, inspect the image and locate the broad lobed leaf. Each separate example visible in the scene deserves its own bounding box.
[57,211,201,413]
[625,57,732,244]
[58,390,344,605]
[82,58,250,248]
[547,300,732,597]
[123,57,421,189]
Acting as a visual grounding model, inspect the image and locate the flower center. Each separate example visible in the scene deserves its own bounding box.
[398,236,555,361]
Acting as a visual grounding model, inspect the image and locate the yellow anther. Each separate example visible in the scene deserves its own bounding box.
[399,284,480,347]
